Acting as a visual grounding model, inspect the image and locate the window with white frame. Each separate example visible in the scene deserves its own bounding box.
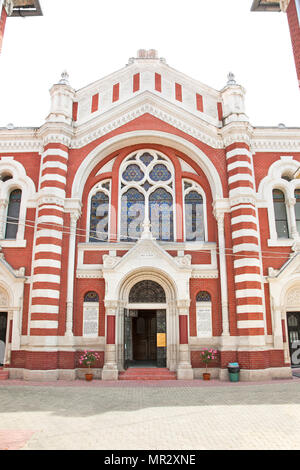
[273,189,289,238]
[83,291,99,337]
[183,180,205,241]
[196,291,212,337]
[88,180,111,242]
[119,150,175,242]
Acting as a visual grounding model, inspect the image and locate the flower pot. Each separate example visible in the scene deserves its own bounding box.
[203,373,211,380]
[85,373,93,381]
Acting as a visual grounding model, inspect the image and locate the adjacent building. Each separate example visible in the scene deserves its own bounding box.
[0,0,42,53]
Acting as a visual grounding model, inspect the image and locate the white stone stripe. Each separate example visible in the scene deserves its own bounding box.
[32,274,61,284]
[234,258,261,268]
[233,243,259,253]
[31,305,59,314]
[33,259,61,269]
[237,305,264,314]
[235,289,263,298]
[35,229,63,240]
[237,320,265,328]
[34,244,62,254]
[226,148,251,159]
[31,289,60,299]
[235,273,262,283]
[227,160,252,171]
[37,215,64,226]
[30,321,58,329]
[40,173,66,184]
[42,161,68,172]
[231,229,258,239]
[231,215,258,226]
[38,205,64,213]
[228,174,254,184]
[43,148,68,159]
[231,202,255,209]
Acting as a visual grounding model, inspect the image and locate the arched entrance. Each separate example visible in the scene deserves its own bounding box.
[285,286,300,367]
[124,280,167,369]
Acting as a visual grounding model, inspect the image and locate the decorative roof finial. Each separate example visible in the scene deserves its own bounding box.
[59,70,70,85]
[227,72,236,86]
[141,216,155,240]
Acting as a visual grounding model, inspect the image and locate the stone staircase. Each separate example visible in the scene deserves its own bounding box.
[0,367,9,380]
[119,367,177,381]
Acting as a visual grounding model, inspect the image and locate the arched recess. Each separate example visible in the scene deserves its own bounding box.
[116,267,179,371]
[71,131,224,203]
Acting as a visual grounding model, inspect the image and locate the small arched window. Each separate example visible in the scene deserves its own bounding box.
[273,189,289,238]
[295,189,300,235]
[184,181,205,241]
[89,181,110,242]
[5,189,22,239]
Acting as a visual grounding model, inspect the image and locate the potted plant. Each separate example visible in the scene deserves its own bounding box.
[79,350,100,381]
[200,348,217,380]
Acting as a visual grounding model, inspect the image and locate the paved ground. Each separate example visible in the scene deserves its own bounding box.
[1,376,300,451]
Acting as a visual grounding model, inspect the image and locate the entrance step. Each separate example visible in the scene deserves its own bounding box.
[0,368,9,380]
[119,367,176,381]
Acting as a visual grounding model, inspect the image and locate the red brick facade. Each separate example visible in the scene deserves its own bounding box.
[0,51,299,381]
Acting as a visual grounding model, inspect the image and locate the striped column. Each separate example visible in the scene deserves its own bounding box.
[226,142,265,338]
[29,143,69,336]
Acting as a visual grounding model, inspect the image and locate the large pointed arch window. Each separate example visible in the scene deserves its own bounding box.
[183,180,205,241]
[5,189,22,240]
[119,150,175,241]
[89,181,110,242]
[273,189,289,238]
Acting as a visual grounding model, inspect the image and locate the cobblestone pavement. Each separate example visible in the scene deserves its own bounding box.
[1,377,300,450]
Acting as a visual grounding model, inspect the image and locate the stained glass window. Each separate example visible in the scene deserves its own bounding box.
[89,191,109,242]
[129,280,166,303]
[5,189,21,239]
[196,291,211,302]
[122,164,144,182]
[121,188,145,241]
[119,150,175,242]
[185,190,204,241]
[273,189,289,238]
[84,291,99,302]
[140,152,154,166]
[149,164,171,182]
[149,188,173,241]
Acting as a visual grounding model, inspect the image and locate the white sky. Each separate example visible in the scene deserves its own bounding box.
[0,0,299,128]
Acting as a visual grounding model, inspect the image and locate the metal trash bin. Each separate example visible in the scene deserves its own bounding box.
[228,362,240,382]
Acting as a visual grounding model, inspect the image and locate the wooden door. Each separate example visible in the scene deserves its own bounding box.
[133,310,156,361]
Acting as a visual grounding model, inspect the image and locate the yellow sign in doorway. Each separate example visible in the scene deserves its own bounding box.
[157,333,166,347]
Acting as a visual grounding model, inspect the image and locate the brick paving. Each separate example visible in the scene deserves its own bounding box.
[0,376,300,450]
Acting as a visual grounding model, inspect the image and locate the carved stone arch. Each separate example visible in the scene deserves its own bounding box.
[71,131,224,202]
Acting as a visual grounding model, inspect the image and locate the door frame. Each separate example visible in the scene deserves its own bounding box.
[122,303,169,370]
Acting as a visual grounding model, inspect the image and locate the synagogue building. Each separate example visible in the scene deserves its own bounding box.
[0,49,299,381]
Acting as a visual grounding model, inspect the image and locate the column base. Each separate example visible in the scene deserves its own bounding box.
[101,365,119,381]
[176,366,194,380]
